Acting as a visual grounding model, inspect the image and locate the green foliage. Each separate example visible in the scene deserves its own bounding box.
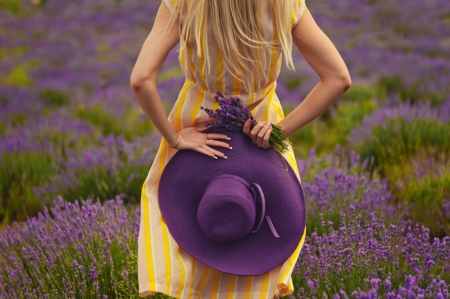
[10,113,27,126]
[328,99,377,146]
[75,104,154,141]
[129,110,155,138]
[290,121,315,154]
[0,152,54,226]
[286,77,302,90]
[376,75,403,98]
[282,104,314,154]
[1,59,41,86]
[398,170,450,238]
[357,66,371,77]
[375,75,445,106]
[356,118,450,236]
[0,45,28,59]
[96,43,109,54]
[0,0,22,15]
[2,66,33,86]
[425,92,447,107]
[383,153,450,238]
[55,164,149,207]
[158,67,183,82]
[0,122,5,136]
[341,85,374,102]
[359,119,450,176]
[38,88,70,107]
[287,95,376,155]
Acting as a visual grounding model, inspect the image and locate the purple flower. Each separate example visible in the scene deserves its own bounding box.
[0,196,139,297]
[200,92,254,132]
[292,213,449,298]
[200,91,293,154]
[384,278,392,292]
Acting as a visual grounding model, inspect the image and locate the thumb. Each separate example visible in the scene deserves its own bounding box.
[194,126,209,132]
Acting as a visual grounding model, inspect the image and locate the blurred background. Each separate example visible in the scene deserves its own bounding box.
[0,0,449,298]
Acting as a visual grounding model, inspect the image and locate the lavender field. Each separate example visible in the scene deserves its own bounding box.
[0,0,449,298]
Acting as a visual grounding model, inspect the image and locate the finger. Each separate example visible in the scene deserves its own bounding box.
[205,139,232,149]
[262,126,273,149]
[243,119,252,136]
[205,133,231,140]
[250,121,266,144]
[194,146,219,159]
[250,121,265,144]
[256,122,271,147]
[201,144,227,159]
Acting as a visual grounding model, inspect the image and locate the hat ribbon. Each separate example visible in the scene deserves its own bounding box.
[249,183,280,238]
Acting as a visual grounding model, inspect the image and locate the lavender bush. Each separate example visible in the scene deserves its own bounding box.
[37,133,160,205]
[359,118,450,176]
[348,98,450,150]
[292,212,450,299]
[297,145,400,235]
[0,131,159,225]
[2,0,449,226]
[404,174,450,238]
[287,96,377,154]
[1,196,448,299]
[1,0,450,296]
[346,98,450,236]
[395,158,450,238]
[276,0,450,106]
[0,195,140,298]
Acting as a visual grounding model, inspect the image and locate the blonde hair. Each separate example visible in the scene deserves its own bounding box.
[161,0,297,94]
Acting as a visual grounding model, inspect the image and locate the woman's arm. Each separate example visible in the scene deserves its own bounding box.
[277,6,352,137]
[130,2,180,146]
[130,3,230,159]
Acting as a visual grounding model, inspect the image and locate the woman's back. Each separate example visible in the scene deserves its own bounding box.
[162,0,306,96]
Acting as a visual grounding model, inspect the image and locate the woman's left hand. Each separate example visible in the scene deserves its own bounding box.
[242,119,273,149]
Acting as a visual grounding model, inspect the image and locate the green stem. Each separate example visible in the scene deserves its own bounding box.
[249,121,294,154]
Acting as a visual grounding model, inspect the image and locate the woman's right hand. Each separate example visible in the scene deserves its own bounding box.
[169,126,232,159]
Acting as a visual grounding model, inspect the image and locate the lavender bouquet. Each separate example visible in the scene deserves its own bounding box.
[200,91,294,155]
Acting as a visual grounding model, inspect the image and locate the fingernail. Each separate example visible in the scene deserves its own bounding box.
[228,146,233,150]
[213,156,218,159]
[226,137,231,140]
[222,155,227,159]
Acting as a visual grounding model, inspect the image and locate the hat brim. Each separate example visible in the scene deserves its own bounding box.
[158,128,306,276]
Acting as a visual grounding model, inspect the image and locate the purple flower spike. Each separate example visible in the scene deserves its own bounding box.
[200,91,293,154]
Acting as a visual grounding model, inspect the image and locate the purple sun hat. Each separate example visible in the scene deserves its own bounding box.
[158,127,306,276]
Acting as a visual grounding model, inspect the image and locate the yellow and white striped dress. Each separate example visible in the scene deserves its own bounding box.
[138,0,307,298]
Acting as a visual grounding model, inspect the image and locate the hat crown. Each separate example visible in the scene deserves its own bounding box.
[197,175,256,243]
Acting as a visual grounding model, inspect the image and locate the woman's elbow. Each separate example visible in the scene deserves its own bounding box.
[130,73,147,90]
[342,75,352,90]
[323,73,352,91]
[334,71,352,90]
[130,72,152,91]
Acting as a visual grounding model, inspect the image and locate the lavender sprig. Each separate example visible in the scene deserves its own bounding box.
[200,91,294,155]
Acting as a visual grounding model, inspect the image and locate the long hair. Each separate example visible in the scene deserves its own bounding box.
[160,0,297,94]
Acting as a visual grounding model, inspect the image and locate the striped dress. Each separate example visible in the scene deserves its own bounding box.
[138,0,307,298]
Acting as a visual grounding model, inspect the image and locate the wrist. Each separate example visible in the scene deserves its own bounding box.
[166,133,179,148]
[276,119,290,137]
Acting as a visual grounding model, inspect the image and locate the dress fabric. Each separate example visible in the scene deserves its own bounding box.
[138,0,307,298]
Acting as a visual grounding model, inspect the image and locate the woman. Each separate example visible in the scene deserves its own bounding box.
[130,0,351,298]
